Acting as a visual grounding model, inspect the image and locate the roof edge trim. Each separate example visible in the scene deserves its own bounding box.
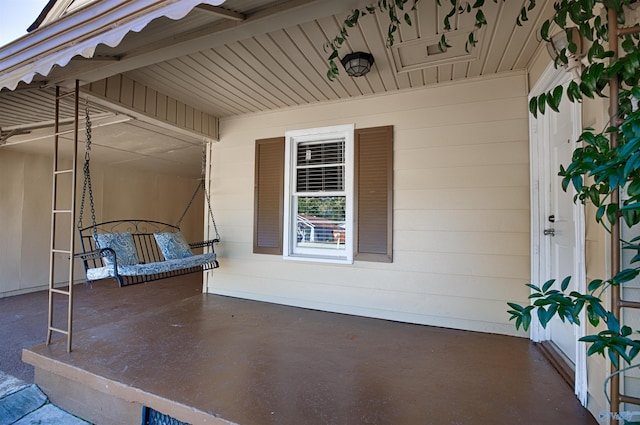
[0,0,226,91]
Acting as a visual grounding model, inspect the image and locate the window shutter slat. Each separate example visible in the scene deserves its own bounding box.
[254,137,285,254]
[354,126,393,262]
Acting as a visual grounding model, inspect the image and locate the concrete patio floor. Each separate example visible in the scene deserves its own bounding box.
[1,274,598,425]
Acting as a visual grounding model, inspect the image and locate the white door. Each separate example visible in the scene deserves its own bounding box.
[546,93,578,365]
[530,63,586,404]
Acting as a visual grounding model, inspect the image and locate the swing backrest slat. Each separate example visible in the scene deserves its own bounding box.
[78,219,180,265]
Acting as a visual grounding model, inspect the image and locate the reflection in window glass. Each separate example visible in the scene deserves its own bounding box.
[295,196,346,249]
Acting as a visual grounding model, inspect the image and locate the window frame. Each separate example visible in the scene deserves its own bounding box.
[283,124,355,263]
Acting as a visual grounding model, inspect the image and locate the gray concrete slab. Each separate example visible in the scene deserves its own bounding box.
[0,385,47,424]
[0,373,91,425]
[0,372,27,398]
[13,403,91,425]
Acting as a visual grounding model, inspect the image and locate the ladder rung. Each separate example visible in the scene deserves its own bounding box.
[51,249,72,254]
[620,300,640,309]
[56,91,76,100]
[53,209,73,214]
[48,326,69,336]
[50,288,71,296]
[620,393,640,406]
[54,169,74,175]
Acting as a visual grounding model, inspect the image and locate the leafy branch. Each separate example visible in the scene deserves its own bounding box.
[511,0,640,368]
[508,267,640,368]
[324,0,508,81]
[324,0,420,81]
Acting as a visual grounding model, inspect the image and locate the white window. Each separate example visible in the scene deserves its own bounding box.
[283,125,354,263]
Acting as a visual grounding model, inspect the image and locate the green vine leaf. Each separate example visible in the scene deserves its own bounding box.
[538,92,547,114]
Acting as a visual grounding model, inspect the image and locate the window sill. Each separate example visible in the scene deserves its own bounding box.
[283,254,353,265]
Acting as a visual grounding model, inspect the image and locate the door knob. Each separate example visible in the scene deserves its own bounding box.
[544,228,555,236]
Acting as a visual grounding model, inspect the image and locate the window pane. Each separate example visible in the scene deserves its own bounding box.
[295,196,346,249]
[296,140,345,192]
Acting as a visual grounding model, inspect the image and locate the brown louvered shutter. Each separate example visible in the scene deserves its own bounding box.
[354,126,393,262]
[253,137,285,254]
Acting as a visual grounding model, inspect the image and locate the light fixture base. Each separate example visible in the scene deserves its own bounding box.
[340,52,374,77]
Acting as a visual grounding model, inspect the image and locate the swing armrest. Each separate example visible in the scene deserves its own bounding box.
[189,239,220,249]
[76,248,120,277]
[75,248,118,264]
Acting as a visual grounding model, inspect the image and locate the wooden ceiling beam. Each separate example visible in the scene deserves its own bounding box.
[46,0,362,87]
[195,5,245,21]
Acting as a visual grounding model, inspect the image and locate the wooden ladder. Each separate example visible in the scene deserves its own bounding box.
[46,82,80,352]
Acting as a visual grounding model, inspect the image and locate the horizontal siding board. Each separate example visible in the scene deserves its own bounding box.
[395,141,528,169]
[213,257,528,302]
[208,271,526,336]
[395,210,529,232]
[395,119,528,149]
[394,230,529,256]
[209,73,531,335]
[394,187,529,210]
[395,164,530,189]
[387,98,528,130]
[392,251,530,280]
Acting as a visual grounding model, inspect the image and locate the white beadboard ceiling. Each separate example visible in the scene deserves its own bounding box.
[0,0,554,177]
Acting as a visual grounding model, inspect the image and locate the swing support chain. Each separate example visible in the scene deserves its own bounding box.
[176,142,220,242]
[77,99,97,237]
[77,102,219,242]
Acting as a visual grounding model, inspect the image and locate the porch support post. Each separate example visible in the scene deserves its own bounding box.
[609,6,621,425]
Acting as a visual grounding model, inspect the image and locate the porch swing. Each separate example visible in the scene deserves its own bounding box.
[76,103,220,287]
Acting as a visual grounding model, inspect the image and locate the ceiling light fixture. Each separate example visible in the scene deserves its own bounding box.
[340,52,375,77]
[546,27,585,77]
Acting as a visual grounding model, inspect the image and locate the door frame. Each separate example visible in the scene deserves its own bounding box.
[529,62,587,405]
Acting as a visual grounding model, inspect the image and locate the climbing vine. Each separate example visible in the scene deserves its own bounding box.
[507,0,640,375]
[324,0,512,80]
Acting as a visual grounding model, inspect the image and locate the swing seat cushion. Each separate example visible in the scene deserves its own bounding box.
[154,232,193,259]
[94,232,140,266]
[85,252,216,281]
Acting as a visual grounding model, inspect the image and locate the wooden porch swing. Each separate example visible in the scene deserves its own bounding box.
[75,101,220,288]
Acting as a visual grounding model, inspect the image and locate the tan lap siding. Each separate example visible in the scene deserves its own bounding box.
[209,71,530,336]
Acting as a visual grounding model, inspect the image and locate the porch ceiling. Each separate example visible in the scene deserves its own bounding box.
[0,0,553,177]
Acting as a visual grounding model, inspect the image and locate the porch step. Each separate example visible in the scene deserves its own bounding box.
[0,371,91,425]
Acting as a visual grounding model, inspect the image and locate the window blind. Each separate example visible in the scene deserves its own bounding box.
[295,139,345,192]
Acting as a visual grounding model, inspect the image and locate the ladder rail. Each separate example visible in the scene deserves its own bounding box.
[47,81,79,353]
